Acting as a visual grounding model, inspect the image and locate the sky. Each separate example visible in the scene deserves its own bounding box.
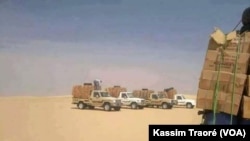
[0,0,249,96]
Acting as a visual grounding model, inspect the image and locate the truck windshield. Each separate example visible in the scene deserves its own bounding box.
[158,94,166,98]
[127,93,134,98]
[100,92,111,97]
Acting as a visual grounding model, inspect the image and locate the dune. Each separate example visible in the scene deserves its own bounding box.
[0,95,202,141]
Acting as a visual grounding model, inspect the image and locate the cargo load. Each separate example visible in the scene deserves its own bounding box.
[196,28,250,117]
[133,89,154,100]
[72,83,94,99]
[106,85,127,98]
[241,96,250,119]
[158,87,177,99]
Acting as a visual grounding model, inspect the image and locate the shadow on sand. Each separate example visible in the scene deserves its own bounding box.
[70,107,121,112]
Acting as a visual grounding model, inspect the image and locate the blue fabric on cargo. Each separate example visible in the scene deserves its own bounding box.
[203,112,238,125]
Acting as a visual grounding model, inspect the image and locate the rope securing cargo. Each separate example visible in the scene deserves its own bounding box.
[209,28,243,125]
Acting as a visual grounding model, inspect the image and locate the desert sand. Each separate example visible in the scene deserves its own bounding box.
[0,95,201,141]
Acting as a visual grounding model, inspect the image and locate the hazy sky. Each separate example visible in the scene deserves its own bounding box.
[0,0,249,96]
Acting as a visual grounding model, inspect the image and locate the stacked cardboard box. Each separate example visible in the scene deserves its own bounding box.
[106,86,127,98]
[158,87,177,99]
[72,83,94,99]
[241,32,250,119]
[72,85,83,98]
[133,89,154,100]
[165,87,177,99]
[196,28,250,116]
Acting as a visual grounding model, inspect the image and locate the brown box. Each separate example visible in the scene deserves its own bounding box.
[202,50,250,74]
[72,85,94,99]
[132,89,154,99]
[241,96,250,119]
[199,70,247,95]
[241,32,250,42]
[106,86,127,98]
[247,75,250,96]
[166,89,177,99]
[207,29,250,53]
[196,89,242,115]
[207,35,250,53]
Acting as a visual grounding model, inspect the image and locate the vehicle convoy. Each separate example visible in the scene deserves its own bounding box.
[133,89,175,109]
[72,82,122,111]
[158,87,196,109]
[106,86,146,109]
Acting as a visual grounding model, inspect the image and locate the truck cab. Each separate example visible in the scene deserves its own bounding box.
[118,92,146,109]
[173,94,196,109]
[145,93,174,109]
[73,90,122,111]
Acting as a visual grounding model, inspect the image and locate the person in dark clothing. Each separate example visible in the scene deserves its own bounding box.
[240,7,250,34]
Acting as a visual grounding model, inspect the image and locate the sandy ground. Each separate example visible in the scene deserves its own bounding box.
[0,95,201,141]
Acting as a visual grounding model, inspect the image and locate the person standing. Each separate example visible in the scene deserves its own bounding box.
[93,79,102,90]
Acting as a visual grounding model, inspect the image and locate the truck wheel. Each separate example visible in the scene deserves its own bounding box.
[162,103,168,109]
[167,104,173,109]
[114,107,121,111]
[104,103,111,111]
[138,106,144,109]
[131,103,138,109]
[77,102,86,109]
[186,103,193,109]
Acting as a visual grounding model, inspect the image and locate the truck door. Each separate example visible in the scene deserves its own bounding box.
[176,95,185,106]
[121,93,130,105]
[151,94,160,105]
[92,92,103,106]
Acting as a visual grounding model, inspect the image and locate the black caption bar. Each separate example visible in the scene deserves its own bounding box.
[149,125,250,141]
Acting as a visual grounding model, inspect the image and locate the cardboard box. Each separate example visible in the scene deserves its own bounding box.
[207,28,250,53]
[207,35,250,53]
[247,75,250,96]
[199,70,247,95]
[241,32,250,42]
[241,96,250,119]
[196,89,242,115]
[202,50,250,74]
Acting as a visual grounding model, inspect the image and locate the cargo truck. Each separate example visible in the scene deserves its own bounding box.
[72,83,122,111]
[106,86,146,109]
[133,88,175,109]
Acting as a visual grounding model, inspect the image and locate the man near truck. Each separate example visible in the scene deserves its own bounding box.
[93,79,102,90]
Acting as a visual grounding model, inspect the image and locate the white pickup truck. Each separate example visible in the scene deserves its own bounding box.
[117,92,146,109]
[173,94,196,109]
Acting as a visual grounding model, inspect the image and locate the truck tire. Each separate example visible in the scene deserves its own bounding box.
[77,102,86,109]
[138,106,144,109]
[114,107,121,111]
[186,103,193,109]
[131,102,138,109]
[167,104,173,109]
[162,103,168,109]
[89,106,95,109]
[104,103,111,111]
